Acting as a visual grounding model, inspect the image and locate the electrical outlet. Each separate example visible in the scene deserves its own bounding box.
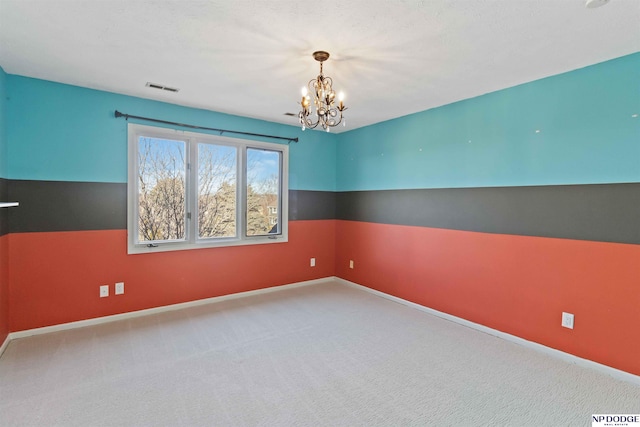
[115,282,125,295]
[561,312,574,329]
[349,260,354,269]
[99,285,109,298]
[310,258,316,267]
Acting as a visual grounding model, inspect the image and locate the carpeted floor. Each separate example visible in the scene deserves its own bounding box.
[1,280,638,426]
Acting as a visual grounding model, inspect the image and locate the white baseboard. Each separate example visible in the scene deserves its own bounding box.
[8,277,334,341]
[5,275,639,386]
[0,334,9,358]
[335,277,640,387]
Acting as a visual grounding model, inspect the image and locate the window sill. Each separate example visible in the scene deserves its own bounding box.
[128,234,288,254]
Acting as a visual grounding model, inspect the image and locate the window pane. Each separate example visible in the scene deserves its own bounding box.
[198,143,237,238]
[246,148,281,236]
[137,136,187,242]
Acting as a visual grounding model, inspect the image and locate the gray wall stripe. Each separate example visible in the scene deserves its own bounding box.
[9,180,128,233]
[289,190,336,221]
[336,183,640,245]
[5,180,639,244]
[6,181,336,233]
[0,179,8,237]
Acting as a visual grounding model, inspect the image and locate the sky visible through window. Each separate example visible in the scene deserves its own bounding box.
[247,148,280,194]
[138,137,279,190]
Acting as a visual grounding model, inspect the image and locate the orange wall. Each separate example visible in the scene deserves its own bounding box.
[335,220,640,376]
[0,234,8,344]
[7,218,640,376]
[9,220,335,331]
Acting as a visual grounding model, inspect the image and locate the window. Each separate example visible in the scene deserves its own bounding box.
[128,124,288,253]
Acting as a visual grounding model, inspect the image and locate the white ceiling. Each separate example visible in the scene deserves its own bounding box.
[0,0,638,133]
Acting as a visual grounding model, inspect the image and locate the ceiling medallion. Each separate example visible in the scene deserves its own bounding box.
[298,51,347,132]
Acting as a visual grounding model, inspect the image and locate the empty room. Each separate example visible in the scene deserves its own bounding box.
[0,0,639,425]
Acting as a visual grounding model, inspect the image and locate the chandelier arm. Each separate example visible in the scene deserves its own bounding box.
[305,120,320,129]
[300,113,320,129]
[323,106,344,127]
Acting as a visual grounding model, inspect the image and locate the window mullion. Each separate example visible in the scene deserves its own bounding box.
[187,139,196,244]
[130,130,141,247]
[278,150,283,232]
[238,145,247,241]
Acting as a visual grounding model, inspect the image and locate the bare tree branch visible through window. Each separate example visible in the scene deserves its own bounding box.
[247,148,280,236]
[137,137,186,241]
[198,143,237,238]
[134,133,283,247]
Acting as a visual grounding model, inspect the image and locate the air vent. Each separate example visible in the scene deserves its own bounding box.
[145,82,180,93]
[283,112,296,117]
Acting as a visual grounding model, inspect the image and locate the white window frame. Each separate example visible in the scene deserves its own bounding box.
[127,123,288,254]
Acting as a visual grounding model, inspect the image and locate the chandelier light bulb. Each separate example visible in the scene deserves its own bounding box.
[301,87,308,96]
[339,92,345,102]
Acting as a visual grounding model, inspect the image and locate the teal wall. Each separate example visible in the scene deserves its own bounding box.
[6,76,337,191]
[8,53,638,193]
[0,65,7,346]
[0,66,7,178]
[336,53,640,191]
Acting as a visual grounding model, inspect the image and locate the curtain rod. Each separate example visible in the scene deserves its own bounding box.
[114,110,298,143]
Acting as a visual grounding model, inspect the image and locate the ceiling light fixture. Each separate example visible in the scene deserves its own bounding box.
[585,0,610,8]
[298,51,347,132]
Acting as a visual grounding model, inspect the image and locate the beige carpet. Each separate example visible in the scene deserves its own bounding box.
[1,280,638,426]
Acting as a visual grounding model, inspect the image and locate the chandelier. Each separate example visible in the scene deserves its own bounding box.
[298,51,347,132]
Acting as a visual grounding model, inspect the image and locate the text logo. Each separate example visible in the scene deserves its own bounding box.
[592,414,640,427]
